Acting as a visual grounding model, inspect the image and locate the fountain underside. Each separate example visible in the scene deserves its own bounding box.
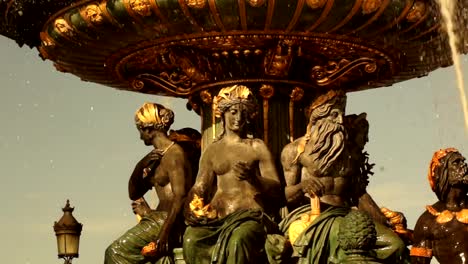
[2,0,468,148]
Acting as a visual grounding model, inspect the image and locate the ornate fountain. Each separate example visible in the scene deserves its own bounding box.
[2,1,468,263]
[2,0,468,151]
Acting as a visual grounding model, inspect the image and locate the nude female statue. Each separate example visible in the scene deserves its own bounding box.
[105,103,198,264]
[182,85,282,264]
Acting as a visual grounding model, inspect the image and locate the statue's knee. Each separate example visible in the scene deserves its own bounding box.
[229,222,264,247]
[183,231,196,251]
[105,242,116,256]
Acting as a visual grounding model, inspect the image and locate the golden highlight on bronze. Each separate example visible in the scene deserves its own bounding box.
[189,194,217,219]
[128,0,152,16]
[54,18,74,36]
[185,0,206,9]
[426,205,468,224]
[134,102,162,126]
[288,195,320,244]
[83,4,104,24]
[212,85,255,118]
[410,247,433,258]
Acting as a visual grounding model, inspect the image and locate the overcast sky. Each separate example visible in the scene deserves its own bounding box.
[0,35,466,264]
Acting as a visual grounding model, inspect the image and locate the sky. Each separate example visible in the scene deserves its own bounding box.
[0,35,467,264]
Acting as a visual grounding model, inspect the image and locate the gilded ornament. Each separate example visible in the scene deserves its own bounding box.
[189,194,217,219]
[259,84,274,99]
[84,4,104,25]
[246,0,265,8]
[362,0,382,15]
[306,0,327,9]
[131,79,145,90]
[426,205,468,224]
[129,0,152,17]
[290,87,304,102]
[406,1,426,22]
[199,90,212,104]
[185,0,206,9]
[40,32,55,47]
[54,18,74,37]
[364,62,377,73]
[410,247,433,258]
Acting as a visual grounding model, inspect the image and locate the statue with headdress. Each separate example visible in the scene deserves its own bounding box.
[105,102,201,264]
[411,148,468,264]
[182,85,283,264]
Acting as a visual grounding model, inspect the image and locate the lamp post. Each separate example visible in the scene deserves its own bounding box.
[53,200,83,264]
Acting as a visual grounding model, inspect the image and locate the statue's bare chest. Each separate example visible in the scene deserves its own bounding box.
[212,142,257,175]
[431,220,468,260]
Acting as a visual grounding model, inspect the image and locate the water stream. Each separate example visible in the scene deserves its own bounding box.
[436,0,468,133]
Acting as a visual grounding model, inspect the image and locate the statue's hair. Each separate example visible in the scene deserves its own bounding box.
[212,85,258,140]
[428,148,459,201]
[134,102,174,132]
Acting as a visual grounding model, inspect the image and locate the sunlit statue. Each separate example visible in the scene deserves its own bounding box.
[182,85,282,264]
[278,90,408,264]
[411,148,468,264]
[105,103,200,264]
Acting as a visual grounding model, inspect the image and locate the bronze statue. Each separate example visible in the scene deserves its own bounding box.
[182,85,282,264]
[278,90,408,264]
[411,148,468,264]
[105,103,200,264]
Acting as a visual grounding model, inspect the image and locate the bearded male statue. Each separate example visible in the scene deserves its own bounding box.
[275,90,408,264]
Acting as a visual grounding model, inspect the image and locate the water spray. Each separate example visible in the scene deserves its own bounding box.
[437,0,468,133]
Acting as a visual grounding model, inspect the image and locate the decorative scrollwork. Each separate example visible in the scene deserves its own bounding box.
[364,62,377,73]
[131,79,145,90]
[131,73,194,96]
[310,58,378,86]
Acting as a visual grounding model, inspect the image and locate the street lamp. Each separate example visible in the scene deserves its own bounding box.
[53,200,83,264]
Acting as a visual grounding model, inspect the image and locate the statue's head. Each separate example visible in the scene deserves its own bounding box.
[307,89,347,131]
[134,102,174,145]
[428,148,468,201]
[213,85,257,136]
[305,90,347,174]
[345,113,369,151]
